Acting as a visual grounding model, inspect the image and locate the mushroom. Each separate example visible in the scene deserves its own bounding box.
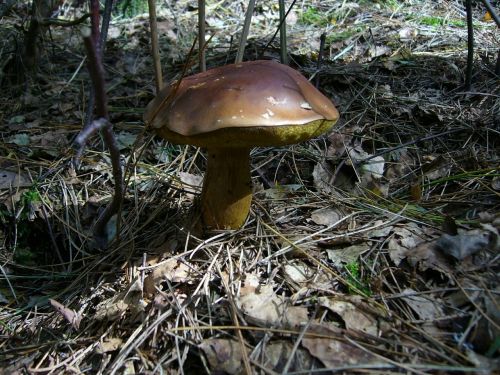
[144,60,339,229]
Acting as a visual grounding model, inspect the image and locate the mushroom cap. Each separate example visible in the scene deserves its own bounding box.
[144,60,339,148]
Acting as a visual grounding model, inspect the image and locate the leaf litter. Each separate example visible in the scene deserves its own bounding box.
[0,0,499,373]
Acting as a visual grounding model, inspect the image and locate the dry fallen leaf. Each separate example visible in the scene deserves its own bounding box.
[144,258,193,295]
[97,337,123,354]
[347,146,385,179]
[422,155,451,181]
[94,281,147,321]
[369,45,392,59]
[237,277,308,328]
[387,223,434,266]
[319,297,379,336]
[399,27,418,41]
[256,340,316,372]
[199,338,317,373]
[367,220,394,238]
[310,207,342,226]
[0,170,31,189]
[238,284,308,328]
[482,11,493,22]
[94,298,130,321]
[405,242,453,274]
[399,288,447,335]
[435,230,492,260]
[50,299,81,330]
[263,184,302,199]
[115,131,138,150]
[283,263,333,301]
[400,288,444,321]
[7,133,30,146]
[312,162,334,195]
[30,131,69,156]
[283,263,314,284]
[302,323,380,368]
[491,176,500,191]
[402,225,498,274]
[326,244,369,267]
[199,339,244,374]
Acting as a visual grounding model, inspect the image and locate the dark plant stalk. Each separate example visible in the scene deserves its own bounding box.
[261,0,297,58]
[198,0,206,72]
[23,0,59,76]
[148,0,163,93]
[278,0,287,65]
[76,28,123,249]
[83,0,113,128]
[315,33,326,88]
[83,32,107,116]
[90,0,100,47]
[465,0,474,90]
[99,0,113,55]
[235,0,256,63]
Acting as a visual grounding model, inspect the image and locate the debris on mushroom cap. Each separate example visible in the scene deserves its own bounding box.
[144,60,339,142]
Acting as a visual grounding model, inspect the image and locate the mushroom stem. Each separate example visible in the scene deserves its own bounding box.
[201,147,252,229]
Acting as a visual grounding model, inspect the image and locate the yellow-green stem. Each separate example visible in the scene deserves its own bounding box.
[201,147,252,229]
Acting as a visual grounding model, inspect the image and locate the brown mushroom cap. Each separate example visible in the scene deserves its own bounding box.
[144,60,339,147]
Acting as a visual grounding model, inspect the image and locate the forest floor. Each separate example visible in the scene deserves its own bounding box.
[0,0,499,374]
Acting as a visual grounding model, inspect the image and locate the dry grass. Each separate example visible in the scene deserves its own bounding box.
[0,0,499,373]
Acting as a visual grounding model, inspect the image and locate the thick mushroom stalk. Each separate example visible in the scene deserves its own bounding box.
[202,147,252,228]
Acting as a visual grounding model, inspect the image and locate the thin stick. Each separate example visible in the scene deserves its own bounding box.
[465,0,474,90]
[198,0,206,72]
[99,0,114,56]
[148,0,163,93]
[261,0,297,58]
[278,0,287,65]
[235,0,256,63]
